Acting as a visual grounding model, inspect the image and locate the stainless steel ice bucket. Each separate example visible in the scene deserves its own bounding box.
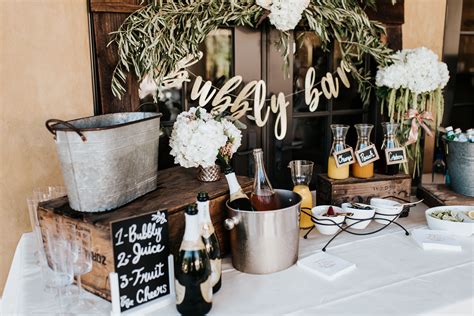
[445,138,474,197]
[224,189,302,274]
[46,112,162,212]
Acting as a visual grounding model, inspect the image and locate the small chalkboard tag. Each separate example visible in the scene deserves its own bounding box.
[110,210,174,315]
[355,144,380,167]
[333,147,355,168]
[385,147,407,165]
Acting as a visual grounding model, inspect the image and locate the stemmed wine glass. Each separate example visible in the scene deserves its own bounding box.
[26,197,44,262]
[69,228,97,310]
[27,185,67,292]
[43,227,74,314]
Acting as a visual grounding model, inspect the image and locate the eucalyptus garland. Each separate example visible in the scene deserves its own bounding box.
[110,0,392,104]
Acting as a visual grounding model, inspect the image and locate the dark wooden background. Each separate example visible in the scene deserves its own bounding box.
[89,0,404,115]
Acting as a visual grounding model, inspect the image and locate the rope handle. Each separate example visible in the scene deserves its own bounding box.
[45,119,87,142]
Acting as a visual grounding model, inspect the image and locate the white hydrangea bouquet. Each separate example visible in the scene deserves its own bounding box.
[256,0,310,32]
[169,107,242,174]
[376,47,449,176]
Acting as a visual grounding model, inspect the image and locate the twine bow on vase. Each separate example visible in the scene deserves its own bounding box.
[405,109,434,145]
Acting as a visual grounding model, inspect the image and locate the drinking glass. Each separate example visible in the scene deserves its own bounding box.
[26,196,43,262]
[44,227,74,314]
[27,186,67,272]
[288,160,314,229]
[70,228,96,310]
[34,186,67,202]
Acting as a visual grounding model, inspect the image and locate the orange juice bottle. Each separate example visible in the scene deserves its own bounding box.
[327,124,350,180]
[352,124,375,178]
[352,163,374,178]
[328,156,349,179]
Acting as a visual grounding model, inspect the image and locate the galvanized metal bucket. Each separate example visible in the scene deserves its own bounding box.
[445,137,474,197]
[46,112,162,212]
[224,190,302,274]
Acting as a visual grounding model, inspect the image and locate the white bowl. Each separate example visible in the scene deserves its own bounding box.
[341,203,375,229]
[370,198,404,224]
[425,206,474,236]
[312,205,345,235]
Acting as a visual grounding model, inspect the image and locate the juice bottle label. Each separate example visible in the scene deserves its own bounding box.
[332,148,355,168]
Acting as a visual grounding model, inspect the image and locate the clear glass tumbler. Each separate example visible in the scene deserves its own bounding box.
[288,160,314,229]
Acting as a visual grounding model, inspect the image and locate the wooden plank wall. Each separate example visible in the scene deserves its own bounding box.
[90,0,141,114]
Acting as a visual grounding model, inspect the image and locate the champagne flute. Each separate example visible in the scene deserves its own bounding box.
[29,185,67,253]
[28,186,68,292]
[26,196,43,262]
[70,229,96,310]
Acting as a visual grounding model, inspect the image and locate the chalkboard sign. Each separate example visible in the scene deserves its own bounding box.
[385,147,407,165]
[333,147,355,168]
[110,210,171,313]
[355,144,380,166]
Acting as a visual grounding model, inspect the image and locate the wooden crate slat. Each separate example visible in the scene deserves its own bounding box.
[316,173,412,206]
[417,184,474,207]
[38,166,252,301]
[90,0,142,13]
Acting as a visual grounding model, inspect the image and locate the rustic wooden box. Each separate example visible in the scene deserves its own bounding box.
[316,173,411,206]
[38,167,252,301]
[417,183,474,207]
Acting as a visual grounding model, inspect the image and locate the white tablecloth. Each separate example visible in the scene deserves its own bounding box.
[2,204,473,315]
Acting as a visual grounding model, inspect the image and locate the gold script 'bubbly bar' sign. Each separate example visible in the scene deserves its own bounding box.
[160,53,351,140]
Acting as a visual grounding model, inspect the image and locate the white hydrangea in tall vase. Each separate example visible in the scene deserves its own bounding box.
[376,47,449,177]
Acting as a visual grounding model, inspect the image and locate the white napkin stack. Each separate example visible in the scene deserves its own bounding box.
[297,252,356,281]
[411,228,462,252]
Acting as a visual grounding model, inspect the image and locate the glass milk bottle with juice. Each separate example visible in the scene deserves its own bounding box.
[380,122,400,175]
[352,124,375,178]
[288,160,314,229]
[328,124,350,180]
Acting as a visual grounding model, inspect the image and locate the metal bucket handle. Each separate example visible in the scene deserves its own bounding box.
[45,119,87,142]
[224,216,240,230]
[134,102,159,112]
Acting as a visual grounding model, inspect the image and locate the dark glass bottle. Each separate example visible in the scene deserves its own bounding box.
[223,165,253,211]
[251,148,280,211]
[197,192,222,293]
[432,150,446,182]
[380,122,400,175]
[175,204,212,316]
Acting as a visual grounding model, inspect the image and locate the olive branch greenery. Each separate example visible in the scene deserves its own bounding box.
[110,0,393,104]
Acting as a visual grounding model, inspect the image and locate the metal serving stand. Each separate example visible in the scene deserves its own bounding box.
[301,196,420,252]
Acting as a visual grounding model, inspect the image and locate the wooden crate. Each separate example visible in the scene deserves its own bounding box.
[38,167,252,301]
[316,173,411,206]
[417,184,474,207]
